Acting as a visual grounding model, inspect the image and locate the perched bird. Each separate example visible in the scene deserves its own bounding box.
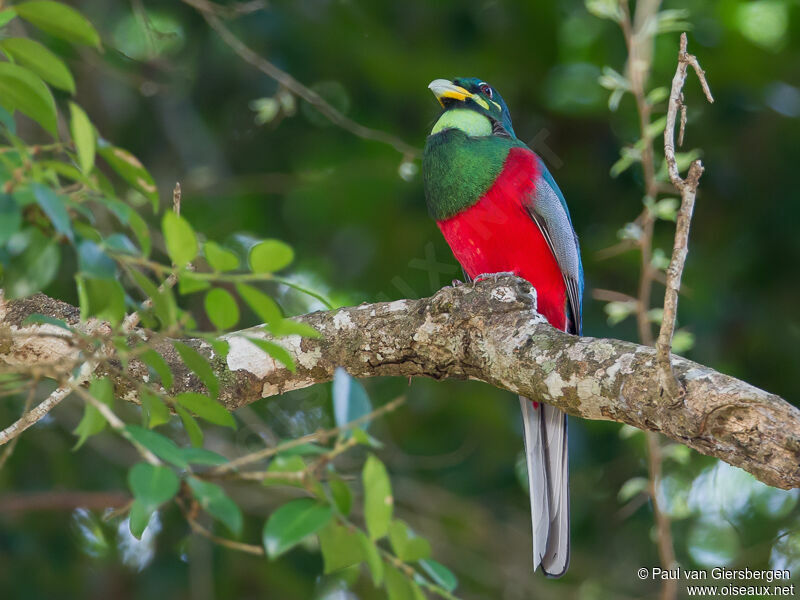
[422,77,583,577]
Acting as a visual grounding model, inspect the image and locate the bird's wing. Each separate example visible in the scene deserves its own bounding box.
[525,157,584,334]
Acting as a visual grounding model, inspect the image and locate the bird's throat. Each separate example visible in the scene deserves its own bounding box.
[431,109,492,137]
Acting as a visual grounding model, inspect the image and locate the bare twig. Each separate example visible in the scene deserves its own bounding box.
[211,395,406,475]
[0,357,101,446]
[0,491,129,512]
[177,498,265,556]
[72,385,161,466]
[182,0,419,158]
[657,32,713,400]
[0,381,37,469]
[618,4,678,597]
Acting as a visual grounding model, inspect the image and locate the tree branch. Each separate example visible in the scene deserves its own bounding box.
[658,32,715,399]
[1,277,798,489]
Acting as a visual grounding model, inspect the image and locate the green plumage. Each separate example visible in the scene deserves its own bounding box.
[423,128,524,220]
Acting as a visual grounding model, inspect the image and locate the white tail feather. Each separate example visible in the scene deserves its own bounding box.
[519,397,570,577]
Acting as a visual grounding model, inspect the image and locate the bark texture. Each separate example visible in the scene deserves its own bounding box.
[1,276,798,489]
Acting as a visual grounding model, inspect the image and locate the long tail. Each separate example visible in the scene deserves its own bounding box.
[519,396,570,577]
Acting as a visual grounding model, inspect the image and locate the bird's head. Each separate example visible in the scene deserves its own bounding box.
[427,77,515,138]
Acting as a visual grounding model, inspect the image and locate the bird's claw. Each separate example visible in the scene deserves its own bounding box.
[471,271,516,286]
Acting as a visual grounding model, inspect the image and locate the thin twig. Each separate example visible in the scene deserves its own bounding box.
[182,0,419,158]
[71,385,162,466]
[656,32,713,400]
[617,4,678,598]
[177,498,266,556]
[211,396,405,475]
[0,358,100,445]
[0,381,37,468]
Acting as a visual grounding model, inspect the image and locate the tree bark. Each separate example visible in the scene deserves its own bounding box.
[1,276,798,489]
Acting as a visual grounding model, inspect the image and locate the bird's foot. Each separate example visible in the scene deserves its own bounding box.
[472,271,516,286]
[449,279,465,287]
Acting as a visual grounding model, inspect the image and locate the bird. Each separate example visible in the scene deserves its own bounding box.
[422,77,583,577]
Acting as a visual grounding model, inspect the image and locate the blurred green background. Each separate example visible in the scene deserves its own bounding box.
[1,0,799,598]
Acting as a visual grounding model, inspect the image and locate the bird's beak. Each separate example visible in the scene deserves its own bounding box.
[428,79,489,110]
[428,79,472,107]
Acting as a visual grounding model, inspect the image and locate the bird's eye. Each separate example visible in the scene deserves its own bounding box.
[479,83,493,98]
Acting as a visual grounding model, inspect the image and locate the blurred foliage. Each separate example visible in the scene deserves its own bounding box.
[0,0,799,599]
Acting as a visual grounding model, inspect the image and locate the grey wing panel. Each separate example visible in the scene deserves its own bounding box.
[528,178,583,334]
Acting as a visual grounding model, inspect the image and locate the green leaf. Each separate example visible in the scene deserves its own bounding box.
[263,454,306,488]
[333,368,371,431]
[654,197,679,222]
[585,0,622,22]
[0,37,74,93]
[172,342,219,397]
[14,1,100,46]
[77,239,115,278]
[3,228,59,298]
[267,318,321,339]
[128,498,153,539]
[662,443,691,465]
[128,462,179,512]
[97,141,158,209]
[204,241,239,272]
[162,212,197,268]
[22,313,70,330]
[0,62,57,135]
[262,498,333,559]
[33,183,72,241]
[618,476,649,502]
[178,272,211,295]
[243,337,295,373]
[0,104,15,132]
[140,387,171,428]
[357,531,384,586]
[105,233,138,256]
[175,392,235,429]
[204,287,239,330]
[0,193,21,244]
[236,283,282,326]
[363,454,392,540]
[328,473,352,516]
[248,239,294,273]
[0,9,16,28]
[124,425,188,468]
[187,477,243,536]
[385,564,420,600]
[351,427,383,449]
[72,377,113,449]
[130,270,177,328]
[69,102,95,173]
[318,522,363,573]
[275,442,327,457]
[127,210,151,256]
[175,405,204,448]
[79,277,126,325]
[604,300,636,326]
[180,447,228,466]
[388,520,431,562]
[672,330,695,354]
[420,559,457,593]
[140,349,173,390]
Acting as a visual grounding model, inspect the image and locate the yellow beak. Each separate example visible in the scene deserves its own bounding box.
[428,79,473,106]
[428,79,489,110]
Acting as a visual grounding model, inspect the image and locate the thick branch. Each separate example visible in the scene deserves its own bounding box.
[1,277,798,489]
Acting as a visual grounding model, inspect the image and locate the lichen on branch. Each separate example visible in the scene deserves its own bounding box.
[0,276,798,489]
